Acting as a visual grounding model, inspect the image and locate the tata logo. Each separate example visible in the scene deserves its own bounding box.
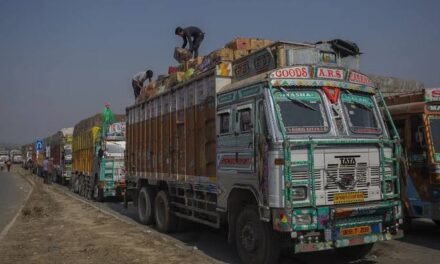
[335,155,360,166]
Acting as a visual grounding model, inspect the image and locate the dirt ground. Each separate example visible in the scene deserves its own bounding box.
[0,170,213,264]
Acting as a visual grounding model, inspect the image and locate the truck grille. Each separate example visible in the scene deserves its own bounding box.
[325,162,378,203]
[291,168,322,190]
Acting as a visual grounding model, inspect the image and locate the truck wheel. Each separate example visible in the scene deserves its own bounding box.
[154,190,177,233]
[336,243,374,261]
[433,220,440,227]
[138,187,155,225]
[235,205,280,264]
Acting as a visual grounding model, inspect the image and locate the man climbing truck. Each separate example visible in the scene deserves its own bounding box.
[125,39,403,264]
[72,106,126,201]
[385,87,440,226]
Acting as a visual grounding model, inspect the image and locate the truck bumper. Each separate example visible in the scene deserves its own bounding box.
[101,181,125,198]
[273,200,403,253]
[295,229,403,253]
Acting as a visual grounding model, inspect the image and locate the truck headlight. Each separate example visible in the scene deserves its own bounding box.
[291,186,307,201]
[295,214,312,225]
[385,180,395,194]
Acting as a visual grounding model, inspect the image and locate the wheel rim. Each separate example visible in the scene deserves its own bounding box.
[240,221,258,252]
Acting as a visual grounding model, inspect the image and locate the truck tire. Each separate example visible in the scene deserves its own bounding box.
[138,187,155,225]
[336,243,374,261]
[235,205,280,264]
[154,190,177,233]
[433,220,440,227]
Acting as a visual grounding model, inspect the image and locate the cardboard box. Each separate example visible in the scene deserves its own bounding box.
[145,81,157,98]
[226,38,250,50]
[136,86,149,104]
[169,71,185,86]
[168,66,179,74]
[250,38,267,50]
[234,49,249,60]
[210,48,234,62]
[188,56,204,69]
[264,39,274,47]
[174,47,192,63]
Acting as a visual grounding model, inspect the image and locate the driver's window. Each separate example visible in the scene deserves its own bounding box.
[238,108,252,133]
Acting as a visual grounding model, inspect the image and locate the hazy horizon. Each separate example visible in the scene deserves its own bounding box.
[1,0,439,144]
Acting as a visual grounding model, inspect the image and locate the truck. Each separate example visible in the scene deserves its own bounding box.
[48,128,74,185]
[9,149,23,164]
[71,109,126,201]
[0,150,8,171]
[125,39,403,263]
[21,144,33,169]
[384,87,440,226]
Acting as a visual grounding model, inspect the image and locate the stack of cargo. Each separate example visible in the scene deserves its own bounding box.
[136,37,274,104]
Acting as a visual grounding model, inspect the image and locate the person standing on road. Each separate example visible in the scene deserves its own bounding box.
[132,70,153,99]
[175,26,204,58]
[43,157,49,184]
[5,159,12,172]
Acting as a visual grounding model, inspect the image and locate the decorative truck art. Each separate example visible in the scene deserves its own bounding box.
[385,87,440,226]
[125,39,403,264]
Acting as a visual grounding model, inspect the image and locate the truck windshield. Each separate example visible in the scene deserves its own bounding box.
[273,89,329,134]
[106,142,125,154]
[430,118,440,154]
[341,93,381,134]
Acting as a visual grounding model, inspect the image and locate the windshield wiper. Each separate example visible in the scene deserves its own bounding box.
[343,90,372,111]
[278,87,318,111]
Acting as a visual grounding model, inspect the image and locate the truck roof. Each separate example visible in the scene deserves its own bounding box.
[384,87,440,106]
[369,74,424,97]
[129,38,364,108]
[74,113,125,134]
[60,127,74,136]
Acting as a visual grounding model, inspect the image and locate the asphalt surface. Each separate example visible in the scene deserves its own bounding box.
[0,167,31,233]
[30,178,440,263]
[102,201,440,264]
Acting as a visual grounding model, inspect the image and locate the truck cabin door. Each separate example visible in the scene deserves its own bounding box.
[234,102,255,173]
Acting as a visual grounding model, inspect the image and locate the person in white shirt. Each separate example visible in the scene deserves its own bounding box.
[132,70,153,99]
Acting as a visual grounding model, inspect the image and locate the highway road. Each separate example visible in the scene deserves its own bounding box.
[0,167,31,234]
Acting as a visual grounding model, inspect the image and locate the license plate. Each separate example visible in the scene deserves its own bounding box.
[334,192,365,204]
[340,226,371,237]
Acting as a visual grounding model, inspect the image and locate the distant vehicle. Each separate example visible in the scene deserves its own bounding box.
[0,151,9,171]
[10,149,23,164]
[46,128,74,185]
[21,143,35,170]
[385,87,440,226]
[71,110,126,201]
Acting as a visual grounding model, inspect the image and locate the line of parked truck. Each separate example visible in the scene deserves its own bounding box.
[19,37,440,264]
[22,111,127,201]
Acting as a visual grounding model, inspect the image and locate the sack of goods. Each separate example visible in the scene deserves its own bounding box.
[174,47,192,63]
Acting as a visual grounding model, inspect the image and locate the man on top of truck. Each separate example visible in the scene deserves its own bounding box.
[131,70,153,99]
[175,26,204,58]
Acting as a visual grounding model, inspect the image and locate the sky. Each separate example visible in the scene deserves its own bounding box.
[0,0,440,144]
